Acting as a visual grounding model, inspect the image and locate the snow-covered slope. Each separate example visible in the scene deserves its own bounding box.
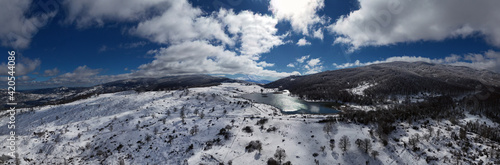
[1,83,499,164]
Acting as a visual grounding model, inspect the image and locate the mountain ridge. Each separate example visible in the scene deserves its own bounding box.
[265,61,500,102]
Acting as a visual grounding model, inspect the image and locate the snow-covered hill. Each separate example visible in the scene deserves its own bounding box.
[1,83,499,164]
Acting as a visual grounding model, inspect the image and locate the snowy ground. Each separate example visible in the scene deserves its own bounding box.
[347,82,377,96]
[1,83,498,164]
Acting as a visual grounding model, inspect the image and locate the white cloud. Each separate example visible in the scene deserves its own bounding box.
[296,37,311,46]
[0,0,56,49]
[130,0,232,46]
[134,41,293,78]
[43,68,60,77]
[18,75,35,81]
[0,57,41,76]
[296,55,310,63]
[287,55,323,74]
[10,0,300,87]
[307,58,321,67]
[269,0,326,36]
[304,58,323,74]
[219,9,285,57]
[98,45,108,52]
[63,0,171,28]
[313,28,324,40]
[257,61,275,67]
[129,1,292,80]
[332,50,500,73]
[330,0,500,52]
[52,66,102,83]
[333,60,362,69]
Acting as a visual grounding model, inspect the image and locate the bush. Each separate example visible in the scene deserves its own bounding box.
[267,126,278,132]
[242,126,253,133]
[267,158,279,165]
[245,140,262,153]
[274,147,287,164]
[256,118,269,125]
[425,156,438,163]
[371,150,379,158]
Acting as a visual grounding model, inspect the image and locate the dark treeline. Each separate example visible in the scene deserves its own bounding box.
[338,94,500,143]
[460,91,500,123]
[338,96,456,140]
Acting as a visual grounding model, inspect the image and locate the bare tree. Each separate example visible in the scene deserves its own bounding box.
[274,147,287,164]
[329,139,335,150]
[339,135,351,152]
[371,150,379,159]
[362,138,372,153]
[180,108,186,124]
[190,125,199,135]
[355,138,371,153]
[323,122,334,135]
[199,111,205,119]
[408,134,419,149]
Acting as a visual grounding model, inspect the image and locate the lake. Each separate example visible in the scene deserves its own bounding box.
[240,93,339,114]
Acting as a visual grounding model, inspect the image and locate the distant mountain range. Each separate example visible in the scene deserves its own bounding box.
[5,62,500,109]
[236,75,272,84]
[265,61,500,103]
[1,75,241,110]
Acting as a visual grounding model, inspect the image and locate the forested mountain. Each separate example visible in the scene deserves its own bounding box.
[266,61,500,103]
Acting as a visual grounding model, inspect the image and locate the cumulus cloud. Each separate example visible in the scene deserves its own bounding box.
[0,57,41,76]
[330,0,500,52]
[296,37,311,46]
[134,41,293,78]
[43,68,60,77]
[269,0,326,38]
[313,28,324,40]
[64,0,289,80]
[287,55,323,74]
[0,0,56,49]
[130,1,232,46]
[257,61,275,67]
[51,66,101,83]
[296,55,310,63]
[307,58,321,67]
[6,0,303,88]
[130,5,290,79]
[304,58,323,74]
[332,50,500,73]
[219,9,285,57]
[63,0,170,28]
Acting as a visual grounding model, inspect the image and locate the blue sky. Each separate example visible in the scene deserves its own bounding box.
[1,0,500,89]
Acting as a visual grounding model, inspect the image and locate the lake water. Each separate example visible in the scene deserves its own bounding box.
[240,93,339,114]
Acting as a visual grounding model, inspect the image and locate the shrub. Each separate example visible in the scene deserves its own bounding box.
[245,140,262,153]
[267,158,279,165]
[242,126,253,133]
[256,118,269,125]
[267,126,278,132]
